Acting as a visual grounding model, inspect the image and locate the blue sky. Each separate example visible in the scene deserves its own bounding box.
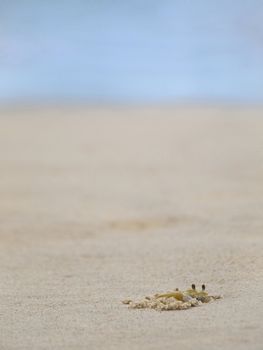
[1,0,263,102]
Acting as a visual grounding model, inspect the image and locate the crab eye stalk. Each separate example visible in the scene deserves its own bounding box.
[191,284,196,290]
[202,284,205,291]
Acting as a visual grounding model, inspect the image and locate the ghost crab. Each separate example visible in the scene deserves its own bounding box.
[122,284,221,311]
[156,284,212,303]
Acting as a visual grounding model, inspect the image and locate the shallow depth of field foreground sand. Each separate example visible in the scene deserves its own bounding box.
[0,105,263,350]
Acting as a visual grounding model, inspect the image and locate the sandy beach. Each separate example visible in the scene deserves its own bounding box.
[0,105,262,349]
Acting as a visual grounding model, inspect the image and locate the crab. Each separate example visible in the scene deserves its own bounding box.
[156,284,210,302]
[122,284,221,311]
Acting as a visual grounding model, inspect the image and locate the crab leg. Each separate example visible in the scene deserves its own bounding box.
[156,292,184,301]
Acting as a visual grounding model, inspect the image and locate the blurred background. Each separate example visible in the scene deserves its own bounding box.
[1,0,263,104]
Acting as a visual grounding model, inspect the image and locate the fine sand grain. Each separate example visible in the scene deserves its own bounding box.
[0,105,262,349]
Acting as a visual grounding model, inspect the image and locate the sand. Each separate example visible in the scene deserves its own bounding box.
[0,105,262,349]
